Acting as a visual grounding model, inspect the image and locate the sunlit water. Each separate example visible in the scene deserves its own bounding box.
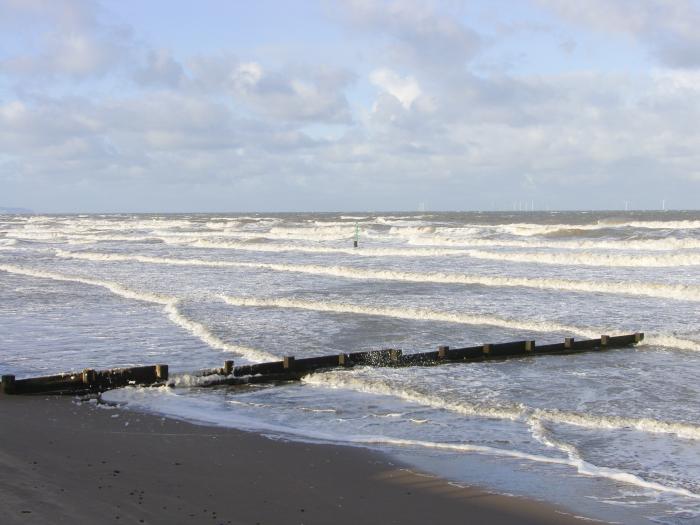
[1,211,699,524]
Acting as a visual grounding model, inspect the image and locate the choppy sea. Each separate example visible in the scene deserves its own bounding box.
[1,211,699,524]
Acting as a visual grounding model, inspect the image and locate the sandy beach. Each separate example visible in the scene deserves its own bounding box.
[0,393,589,524]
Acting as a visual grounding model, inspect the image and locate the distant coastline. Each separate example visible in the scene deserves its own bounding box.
[0,207,34,214]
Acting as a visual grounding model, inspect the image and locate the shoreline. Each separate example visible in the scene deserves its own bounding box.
[0,393,591,524]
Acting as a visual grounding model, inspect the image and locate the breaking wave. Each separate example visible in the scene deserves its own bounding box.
[0,263,274,363]
[463,249,700,267]
[219,294,596,337]
[55,250,700,303]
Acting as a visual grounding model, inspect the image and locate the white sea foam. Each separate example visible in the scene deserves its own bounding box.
[528,419,700,499]
[0,263,274,363]
[463,249,700,267]
[492,220,700,236]
[55,250,700,303]
[404,233,700,252]
[304,371,700,441]
[164,238,468,257]
[105,383,699,499]
[532,409,700,441]
[219,294,596,337]
[219,293,700,354]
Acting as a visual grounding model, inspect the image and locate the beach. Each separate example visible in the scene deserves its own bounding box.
[0,394,586,524]
[2,211,700,523]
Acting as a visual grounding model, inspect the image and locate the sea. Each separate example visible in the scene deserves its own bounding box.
[1,211,699,524]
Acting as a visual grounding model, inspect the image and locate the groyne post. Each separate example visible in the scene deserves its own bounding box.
[482,344,493,356]
[437,345,449,360]
[564,337,574,349]
[525,340,535,352]
[223,360,234,375]
[82,369,96,387]
[156,364,169,381]
[283,356,295,370]
[1,375,15,394]
[601,335,609,347]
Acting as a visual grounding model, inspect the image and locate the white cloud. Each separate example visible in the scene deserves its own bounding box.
[233,62,263,87]
[0,0,134,79]
[1,0,700,210]
[369,68,421,109]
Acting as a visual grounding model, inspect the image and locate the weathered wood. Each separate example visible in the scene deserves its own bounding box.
[6,365,161,395]
[1,375,16,395]
[283,356,296,370]
[82,369,96,386]
[13,372,84,395]
[443,345,483,361]
[571,338,602,350]
[295,354,345,371]
[156,364,169,381]
[234,360,285,377]
[485,341,529,358]
[348,349,395,366]
[1,332,645,395]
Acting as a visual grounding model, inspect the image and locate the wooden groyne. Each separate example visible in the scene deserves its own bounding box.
[1,365,168,396]
[1,333,643,396]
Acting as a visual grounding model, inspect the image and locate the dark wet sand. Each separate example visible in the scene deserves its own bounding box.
[0,394,588,524]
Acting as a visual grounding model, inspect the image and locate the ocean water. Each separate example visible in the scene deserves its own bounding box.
[1,211,699,523]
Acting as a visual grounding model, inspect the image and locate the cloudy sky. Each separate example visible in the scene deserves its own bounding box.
[1,0,699,212]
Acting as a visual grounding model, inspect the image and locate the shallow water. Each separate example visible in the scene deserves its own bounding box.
[1,211,699,524]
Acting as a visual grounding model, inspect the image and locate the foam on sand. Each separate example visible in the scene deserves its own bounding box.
[105,382,700,499]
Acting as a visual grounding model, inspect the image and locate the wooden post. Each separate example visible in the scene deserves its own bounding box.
[600,335,609,347]
[525,340,535,352]
[483,344,492,355]
[223,360,234,375]
[156,364,169,381]
[564,337,574,349]
[437,345,449,360]
[1,375,16,395]
[82,369,96,386]
[634,332,644,343]
[338,353,349,367]
[283,356,295,370]
[389,349,402,364]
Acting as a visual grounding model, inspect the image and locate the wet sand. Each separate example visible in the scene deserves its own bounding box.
[0,394,588,524]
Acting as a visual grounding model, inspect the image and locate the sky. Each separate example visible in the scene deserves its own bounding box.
[1,0,699,213]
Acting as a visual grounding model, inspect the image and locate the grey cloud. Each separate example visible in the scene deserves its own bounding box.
[338,0,481,70]
[134,49,186,87]
[537,0,700,68]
